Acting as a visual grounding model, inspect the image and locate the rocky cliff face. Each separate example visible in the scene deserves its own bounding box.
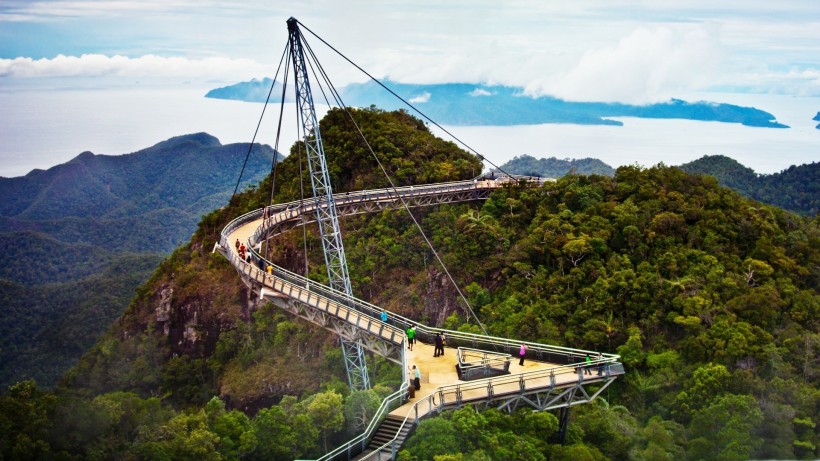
[65,219,339,412]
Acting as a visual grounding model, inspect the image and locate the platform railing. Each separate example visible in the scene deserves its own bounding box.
[352,361,625,461]
[457,347,512,380]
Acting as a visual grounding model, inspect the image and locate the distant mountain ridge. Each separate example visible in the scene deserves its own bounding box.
[500,153,818,216]
[679,155,819,216]
[0,133,279,388]
[206,78,788,128]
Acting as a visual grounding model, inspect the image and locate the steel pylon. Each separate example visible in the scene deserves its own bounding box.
[287,17,370,391]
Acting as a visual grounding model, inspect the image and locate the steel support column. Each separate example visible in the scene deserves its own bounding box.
[287,17,370,390]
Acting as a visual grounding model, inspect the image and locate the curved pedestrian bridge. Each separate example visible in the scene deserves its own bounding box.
[217,178,624,461]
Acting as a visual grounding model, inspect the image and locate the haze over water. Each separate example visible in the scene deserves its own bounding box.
[0,82,817,178]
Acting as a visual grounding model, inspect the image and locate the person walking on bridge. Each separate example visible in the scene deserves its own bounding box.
[519,344,527,366]
[406,325,416,351]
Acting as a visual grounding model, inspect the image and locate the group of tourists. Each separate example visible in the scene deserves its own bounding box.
[433,332,446,357]
[402,323,447,358]
[235,238,274,275]
[235,238,246,260]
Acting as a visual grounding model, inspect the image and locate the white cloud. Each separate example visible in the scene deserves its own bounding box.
[408,92,431,103]
[525,26,725,104]
[469,88,493,97]
[716,68,820,96]
[0,1,206,22]
[0,54,269,80]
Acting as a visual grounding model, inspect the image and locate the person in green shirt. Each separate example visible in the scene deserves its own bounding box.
[406,325,416,351]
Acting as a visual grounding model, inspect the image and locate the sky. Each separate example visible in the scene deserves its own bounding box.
[2,0,820,103]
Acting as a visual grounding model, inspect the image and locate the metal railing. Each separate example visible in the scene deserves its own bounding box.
[456,347,511,380]
[353,360,625,461]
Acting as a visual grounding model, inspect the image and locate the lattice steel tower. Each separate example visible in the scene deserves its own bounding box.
[287,17,370,390]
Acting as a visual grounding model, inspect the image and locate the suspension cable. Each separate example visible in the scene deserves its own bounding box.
[296,19,515,178]
[232,42,290,197]
[295,28,488,334]
[297,141,310,277]
[265,50,292,260]
[268,47,292,207]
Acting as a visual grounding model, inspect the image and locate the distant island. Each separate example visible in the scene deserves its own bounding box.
[495,155,615,177]
[206,78,789,128]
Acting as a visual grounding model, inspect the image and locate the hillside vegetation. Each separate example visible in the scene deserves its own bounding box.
[1,108,817,460]
[0,133,277,388]
[502,153,818,216]
[680,155,819,216]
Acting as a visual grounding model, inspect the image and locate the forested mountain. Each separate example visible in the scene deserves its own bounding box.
[679,155,819,216]
[1,108,817,460]
[497,154,615,177]
[0,133,278,388]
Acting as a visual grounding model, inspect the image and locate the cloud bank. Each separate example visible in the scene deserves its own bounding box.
[0,54,268,81]
[525,26,725,104]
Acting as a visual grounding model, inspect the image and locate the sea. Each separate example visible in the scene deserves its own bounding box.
[0,81,817,178]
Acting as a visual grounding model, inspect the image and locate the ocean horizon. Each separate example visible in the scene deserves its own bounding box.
[0,82,817,178]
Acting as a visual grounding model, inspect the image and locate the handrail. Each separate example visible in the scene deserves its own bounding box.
[317,380,410,461]
[458,347,511,361]
[457,347,511,370]
[354,361,626,461]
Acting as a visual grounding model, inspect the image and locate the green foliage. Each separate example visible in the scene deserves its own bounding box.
[496,154,615,177]
[0,133,277,388]
[673,363,732,421]
[303,390,345,452]
[0,380,55,460]
[680,155,819,216]
[404,416,461,461]
[0,252,163,389]
[272,107,482,200]
[631,416,686,461]
[687,393,764,461]
[343,388,384,434]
